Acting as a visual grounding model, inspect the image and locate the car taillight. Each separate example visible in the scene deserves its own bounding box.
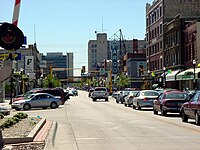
[143,98,148,101]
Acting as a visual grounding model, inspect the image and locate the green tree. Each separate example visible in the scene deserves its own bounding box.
[115,73,130,90]
[44,75,61,88]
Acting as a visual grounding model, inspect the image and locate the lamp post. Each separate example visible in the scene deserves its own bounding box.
[147,70,150,89]
[193,59,196,90]
[163,67,166,89]
[20,68,24,94]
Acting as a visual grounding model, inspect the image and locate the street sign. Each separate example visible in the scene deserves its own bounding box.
[0,53,21,60]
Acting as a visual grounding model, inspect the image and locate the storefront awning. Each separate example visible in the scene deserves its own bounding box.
[176,68,200,80]
[166,70,181,81]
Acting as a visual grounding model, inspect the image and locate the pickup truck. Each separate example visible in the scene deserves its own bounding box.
[91,87,109,101]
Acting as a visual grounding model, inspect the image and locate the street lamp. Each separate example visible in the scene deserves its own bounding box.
[193,59,196,90]
[163,67,166,89]
[147,70,150,89]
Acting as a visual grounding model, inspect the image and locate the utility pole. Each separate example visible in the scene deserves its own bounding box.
[110,70,112,94]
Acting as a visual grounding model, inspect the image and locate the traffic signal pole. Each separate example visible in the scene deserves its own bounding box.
[110,70,112,94]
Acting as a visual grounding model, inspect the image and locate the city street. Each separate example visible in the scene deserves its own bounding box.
[16,90,200,150]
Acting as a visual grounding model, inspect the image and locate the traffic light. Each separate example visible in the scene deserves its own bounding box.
[0,22,24,50]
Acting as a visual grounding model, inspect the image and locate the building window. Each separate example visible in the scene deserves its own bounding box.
[160,23,163,34]
[160,6,162,17]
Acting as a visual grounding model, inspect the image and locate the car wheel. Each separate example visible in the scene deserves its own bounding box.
[181,110,188,122]
[116,100,119,103]
[92,98,96,102]
[153,107,158,115]
[161,107,166,116]
[23,103,31,110]
[124,102,127,107]
[195,113,200,125]
[105,98,108,101]
[50,102,57,109]
[136,103,141,110]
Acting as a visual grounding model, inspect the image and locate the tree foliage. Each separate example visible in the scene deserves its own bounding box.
[115,73,130,90]
[44,75,61,88]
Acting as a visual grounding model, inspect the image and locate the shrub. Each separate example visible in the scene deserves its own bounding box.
[13,112,28,119]
[0,112,28,130]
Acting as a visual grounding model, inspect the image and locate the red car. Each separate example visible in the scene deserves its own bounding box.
[180,91,200,125]
[153,90,188,116]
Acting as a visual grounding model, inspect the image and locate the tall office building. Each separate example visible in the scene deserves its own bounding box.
[42,52,73,79]
[88,33,108,72]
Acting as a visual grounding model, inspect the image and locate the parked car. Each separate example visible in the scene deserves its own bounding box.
[153,90,188,116]
[180,90,200,125]
[12,93,62,111]
[14,88,69,104]
[88,88,94,97]
[90,87,109,101]
[67,88,78,96]
[132,90,160,110]
[0,106,11,115]
[116,90,130,104]
[124,90,139,107]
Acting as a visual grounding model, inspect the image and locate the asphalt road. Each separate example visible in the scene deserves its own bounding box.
[20,90,200,150]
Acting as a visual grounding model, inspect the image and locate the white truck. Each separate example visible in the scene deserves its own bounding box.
[91,87,109,101]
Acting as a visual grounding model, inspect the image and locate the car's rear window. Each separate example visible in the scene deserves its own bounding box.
[142,91,159,96]
[95,88,107,92]
[165,93,187,99]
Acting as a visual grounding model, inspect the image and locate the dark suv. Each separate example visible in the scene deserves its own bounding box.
[35,88,69,104]
[14,88,69,105]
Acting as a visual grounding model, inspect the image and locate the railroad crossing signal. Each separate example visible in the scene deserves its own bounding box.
[0,22,24,50]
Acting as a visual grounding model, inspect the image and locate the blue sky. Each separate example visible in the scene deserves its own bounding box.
[0,0,154,76]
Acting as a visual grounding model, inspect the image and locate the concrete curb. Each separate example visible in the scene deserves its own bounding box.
[3,118,46,144]
[44,121,58,150]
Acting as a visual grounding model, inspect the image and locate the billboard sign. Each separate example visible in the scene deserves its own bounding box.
[25,56,34,73]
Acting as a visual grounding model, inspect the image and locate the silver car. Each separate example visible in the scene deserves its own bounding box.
[11,93,62,111]
[124,91,139,107]
[132,90,160,110]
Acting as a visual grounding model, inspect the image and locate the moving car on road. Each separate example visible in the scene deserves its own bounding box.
[153,90,187,116]
[180,90,200,125]
[12,93,62,111]
[90,87,109,102]
[132,90,159,110]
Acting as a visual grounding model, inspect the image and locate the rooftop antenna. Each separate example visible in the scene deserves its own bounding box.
[34,24,36,44]
[102,16,104,32]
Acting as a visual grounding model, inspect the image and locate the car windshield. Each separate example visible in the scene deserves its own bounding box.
[25,94,35,99]
[142,91,159,96]
[165,93,187,99]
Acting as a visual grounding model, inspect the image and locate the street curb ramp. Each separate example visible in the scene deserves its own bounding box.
[44,121,58,150]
